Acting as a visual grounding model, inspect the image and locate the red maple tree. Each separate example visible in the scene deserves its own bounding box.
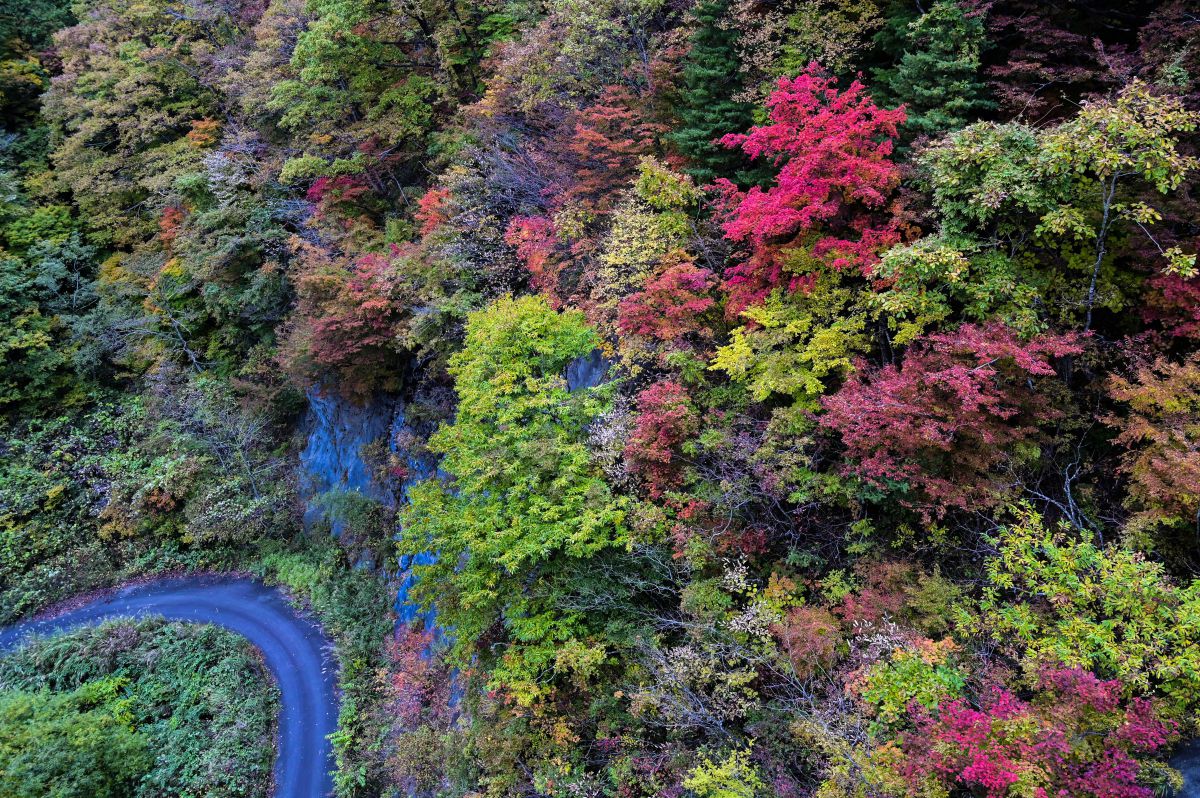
[616,250,716,343]
[819,323,1082,516]
[713,63,905,316]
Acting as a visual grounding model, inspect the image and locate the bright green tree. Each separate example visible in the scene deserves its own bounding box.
[399,295,629,702]
[682,748,766,798]
[0,680,150,798]
[710,275,871,411]
[970,506,1200,715]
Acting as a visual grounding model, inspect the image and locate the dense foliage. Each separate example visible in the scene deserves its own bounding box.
[0,619,278,798]
[2,0,1200,796]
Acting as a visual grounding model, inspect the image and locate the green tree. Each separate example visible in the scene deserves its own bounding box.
[918,121,1060,243]
[0,0,72,54]
[870,236,1042,344]
[399,295,630,702]
[683,748,766,798]
[40,0,222,248]
[710,276,870,411]
[917,85,1199,333]
[1039,80,1199,330]
[268,0,505,186]
[0,0,72,126]
[0,680,150,798]
[668,0,755,182]
[0,253,69,407]
[876,0,993,141]
[970,506,1200,715]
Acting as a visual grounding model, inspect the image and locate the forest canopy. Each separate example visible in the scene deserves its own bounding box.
[2,0,1200,796]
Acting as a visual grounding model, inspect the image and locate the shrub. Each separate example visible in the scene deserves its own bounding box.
[0,619,278,798]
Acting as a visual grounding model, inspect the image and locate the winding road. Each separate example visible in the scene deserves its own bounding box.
[0,575,338,798]
[4,575,1200,798]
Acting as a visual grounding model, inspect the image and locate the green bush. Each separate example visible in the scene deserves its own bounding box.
[0,618,279,798]
[0,678,150,798]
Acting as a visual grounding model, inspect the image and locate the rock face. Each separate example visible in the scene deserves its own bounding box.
[297,388,397,533]
[1172,741,1200,797]
[395,551,439,628]
[296,387,439,632]
[566,349,612,392]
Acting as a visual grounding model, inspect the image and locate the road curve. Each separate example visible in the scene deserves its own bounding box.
[0,575,338,798]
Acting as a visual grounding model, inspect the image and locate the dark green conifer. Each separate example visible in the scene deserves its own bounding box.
[668,0,755,183]
[877,0,994,141]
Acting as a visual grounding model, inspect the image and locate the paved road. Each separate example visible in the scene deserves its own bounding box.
[0,575,338,798]
[5,577,1195,798]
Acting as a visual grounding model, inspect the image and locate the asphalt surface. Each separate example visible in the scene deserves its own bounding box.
[0,575,338,798]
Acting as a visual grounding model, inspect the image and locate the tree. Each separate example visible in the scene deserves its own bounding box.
[668,0,756,183]
[0,0,72,126]
[819,322,1081,516]
[870,236,1042,346]
[1143,273,1200,340]
[1039,81,1198,331]
[566,85,667,213]
[0,254,67,407]
[0,229,99,407]
[682,748,765,798]
[41,0,223,248]
[0,0,71,53]
[772,605,843,679]
[269,0,440,185]
[144,370,293,544]
[876,0,994,141]
[398,295,629,701]
[0,681,150,798]
[972,507,1200,715]
[892,670,1177,798]
[279,239,410,396]
[710,274,870,410]
[625,379,699,497]
[917,121,1060,243]
[714,64,905,316]
[776,0,883,78]
[616,249,716,345]
[718,0,883,101]
[919,88,1199,334]
[984,1,1132,122]
[590,159,701,337]
[1106,354,1200,538]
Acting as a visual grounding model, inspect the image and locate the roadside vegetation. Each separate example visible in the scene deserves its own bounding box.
[0,619,278,798]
